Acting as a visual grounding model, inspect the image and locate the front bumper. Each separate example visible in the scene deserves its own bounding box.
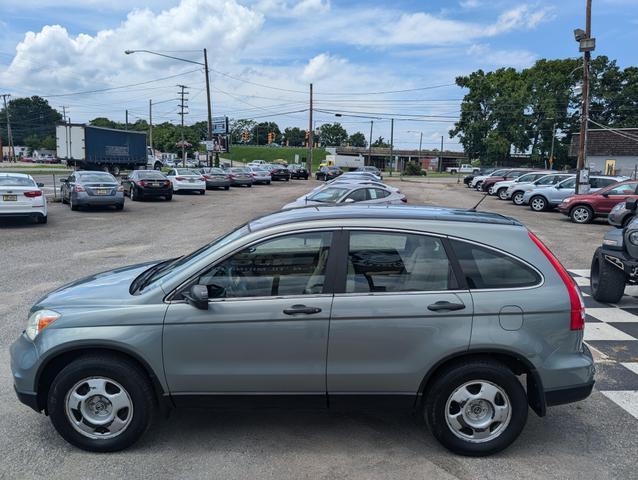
[599,247,638,279]
[10,334,42,412]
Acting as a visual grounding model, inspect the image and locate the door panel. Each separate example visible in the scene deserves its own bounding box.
[163,296,332,393]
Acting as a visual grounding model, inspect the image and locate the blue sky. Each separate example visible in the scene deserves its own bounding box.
[1,0,636,148]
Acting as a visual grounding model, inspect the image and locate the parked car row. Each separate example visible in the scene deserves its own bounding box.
[464,167,636,224]
[315,165,383,182]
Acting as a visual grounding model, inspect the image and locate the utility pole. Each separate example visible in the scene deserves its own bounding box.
[575,0,594,194]
[203,48,214,167]
[389,118,394,175]
[1,94,15,162]
[368,120,374,167]
[59,105,69,122]
[438,135,444,172]
[149,99,153,155]
[418,132,423,157]
[549,122,557,170]
[125,110,129,130]
[177,84,189,167]
[307,83,313,174]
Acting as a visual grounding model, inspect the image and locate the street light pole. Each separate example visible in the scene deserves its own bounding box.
[368,120,374,167]
[575,0,594,194]
[124,49,214,166]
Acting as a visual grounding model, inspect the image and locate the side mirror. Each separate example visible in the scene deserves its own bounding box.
[207,283,226,299]
[183,284,209,310]
[626,198,638,211]
[36,182,44,188]
[602,193,609,198]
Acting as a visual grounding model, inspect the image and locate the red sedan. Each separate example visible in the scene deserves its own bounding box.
[558,180,638,223]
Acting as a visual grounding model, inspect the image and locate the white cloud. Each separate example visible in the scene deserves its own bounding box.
[301,53,346,82]
[468,43,537,68]
[251,0,329,17]
[0,0,263,92]
[459,0,481,8]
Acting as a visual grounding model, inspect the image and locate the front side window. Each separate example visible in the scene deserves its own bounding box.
[308,187,348,203]
[592,178,620,189]
[344,189,367,202]
[451,240,541,289]
[346,232,455,293]
[197,232,333,298]
[559,178,576,189]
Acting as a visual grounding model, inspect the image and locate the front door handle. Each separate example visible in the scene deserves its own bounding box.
[283,304,322,315]
[427,301,466,312]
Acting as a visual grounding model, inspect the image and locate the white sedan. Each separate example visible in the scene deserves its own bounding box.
[282,184,406,210]
[0,173,47,224]
[165,168,206,194]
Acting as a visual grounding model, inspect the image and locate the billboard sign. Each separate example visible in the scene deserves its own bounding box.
[212,116,228,135]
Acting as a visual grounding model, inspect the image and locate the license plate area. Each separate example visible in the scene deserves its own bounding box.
[2,194,17,201]
[95,189,110,195]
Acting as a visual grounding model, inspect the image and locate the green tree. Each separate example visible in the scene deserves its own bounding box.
[252,122,281,145]
[24,134,41,155]
[0,96,62,144]
[90,117,121,129]
[230,118,257,144]
[318,122,348,146]
[371,136,390,147]
[283,127,307,146]
[41,135,56,151]
[348,132,367,147]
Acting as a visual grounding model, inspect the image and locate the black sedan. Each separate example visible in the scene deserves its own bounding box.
[270,165,291,181]
[122,170,172,201]
[316,166,342,181]
[288,164,309,180]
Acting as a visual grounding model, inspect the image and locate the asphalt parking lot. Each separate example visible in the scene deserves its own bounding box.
[1,176,637,479]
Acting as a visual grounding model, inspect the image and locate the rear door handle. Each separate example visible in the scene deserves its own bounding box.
[283,304,322,315]
[427,301,466,312]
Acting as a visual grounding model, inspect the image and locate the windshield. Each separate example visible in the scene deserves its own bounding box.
[137,171,166,180]
[175,169,199,176]
[558,178,576,189]
[308,187,348,203]
[516,172,538,182]
[139,224,251,291]
[78,173,116,183]
[0,176,35,187]
[490,169,508,176]
[202,168,224,174]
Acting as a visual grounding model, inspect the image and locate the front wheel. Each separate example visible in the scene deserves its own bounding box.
[529,195,547,212]
[497,188,508,200]
[165,194,172,201]
[475,181,483,191]
[200,190,205,195]
[570,205,594,224]
[424,360,528,457]
[512,191,524,205]
[47,354,155,452]
[591,247,626,303]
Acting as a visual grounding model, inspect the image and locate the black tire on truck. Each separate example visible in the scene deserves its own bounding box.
[590,247,626,303]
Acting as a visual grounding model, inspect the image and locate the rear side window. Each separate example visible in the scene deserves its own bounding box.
[450,240,541,289]
[368,188,390,199]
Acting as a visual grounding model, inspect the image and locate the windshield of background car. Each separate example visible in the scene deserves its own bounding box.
[0,176,36,187]
[536,175,563,185]
[558,178,576,189]
[138,171,166,180]
[142,224,252,290]
[308,187,348,203]
[517,172,539,182]
[175,169,199,176]
[78,173,116,183]
[490,169,508,176]
[203,168,224,174]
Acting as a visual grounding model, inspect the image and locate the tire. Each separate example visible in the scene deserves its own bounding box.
[267,181,271,185]
[247,184,252,188]
[154,162,162,171]
[591,247,626,303]
[111,165,121,176]
[200,190,205,195]
[70,195,79,211]
[37,215,48,224]
[224,186,230,190]
[61,192,69,204]
[165,194,172,201]
[512,191,525,205]
[130,188,137,201]
[497,188,508,200]
[115,203,124,211]
[475,181,483,191]
[47,353,155,452]
[424,360,528,457]
[529,195,547,212]
[570,205,594,224]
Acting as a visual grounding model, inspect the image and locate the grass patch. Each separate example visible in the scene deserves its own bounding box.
[226,145,328,169]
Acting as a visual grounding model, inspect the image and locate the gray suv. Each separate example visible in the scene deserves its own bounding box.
[11,205,594,456]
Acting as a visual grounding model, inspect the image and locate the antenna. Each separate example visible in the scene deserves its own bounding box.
[469,192,490,211]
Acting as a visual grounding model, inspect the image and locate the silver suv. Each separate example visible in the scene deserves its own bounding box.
[11,205,594,456]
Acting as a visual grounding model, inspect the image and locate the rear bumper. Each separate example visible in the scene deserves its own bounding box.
[230,179,253,186]
[545,381,595,407]
[174,182,205,191]
[205,180,231,188]
[14,386,40,412]
[139,188,172,197]
[74,192,124,206]
[0,210,46,218]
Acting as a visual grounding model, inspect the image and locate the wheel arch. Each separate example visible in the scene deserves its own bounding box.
[35,345,169,414]
[416,349,546,417]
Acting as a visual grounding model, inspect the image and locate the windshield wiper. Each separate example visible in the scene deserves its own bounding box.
[131,258,176,293]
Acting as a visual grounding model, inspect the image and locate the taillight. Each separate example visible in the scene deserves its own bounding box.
[400,197,407,203]
[23,190,42,198]
[229,174,235,179]
[136,180,146,187]
[202,175,210,180]
[164,180,171,186]
[74,185,85,192]
[528,231,585,330]
[117,185,124,192]
[175,176,186,181]
[252,173,257,177]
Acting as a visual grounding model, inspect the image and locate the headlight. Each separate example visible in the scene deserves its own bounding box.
[629,232,638,246]
[25,309,60,340]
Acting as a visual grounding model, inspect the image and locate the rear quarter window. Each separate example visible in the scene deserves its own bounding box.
[450,240,541,289]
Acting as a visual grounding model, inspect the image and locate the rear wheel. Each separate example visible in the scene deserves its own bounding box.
[591,247,626,303]
[70,195,79,211]
[529,195,547,212]
[36,214,48,224]
[512,191,524,205]
[424,360,527,457]
[570,205,594,224]
[497,188,508,200]
[200,190,205,195]
[224,186,230,190]
[115,203,124,211]
[165,194,172,201]
[47,354,155,452]
[130,188,137,201]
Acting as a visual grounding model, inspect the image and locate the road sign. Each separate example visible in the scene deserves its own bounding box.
[204,140,215,151]
[212,116,228,135]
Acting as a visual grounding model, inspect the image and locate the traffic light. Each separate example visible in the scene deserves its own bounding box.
[241,131,250,142]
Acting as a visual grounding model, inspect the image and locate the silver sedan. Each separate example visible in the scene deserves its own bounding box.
[282,184,406,210]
